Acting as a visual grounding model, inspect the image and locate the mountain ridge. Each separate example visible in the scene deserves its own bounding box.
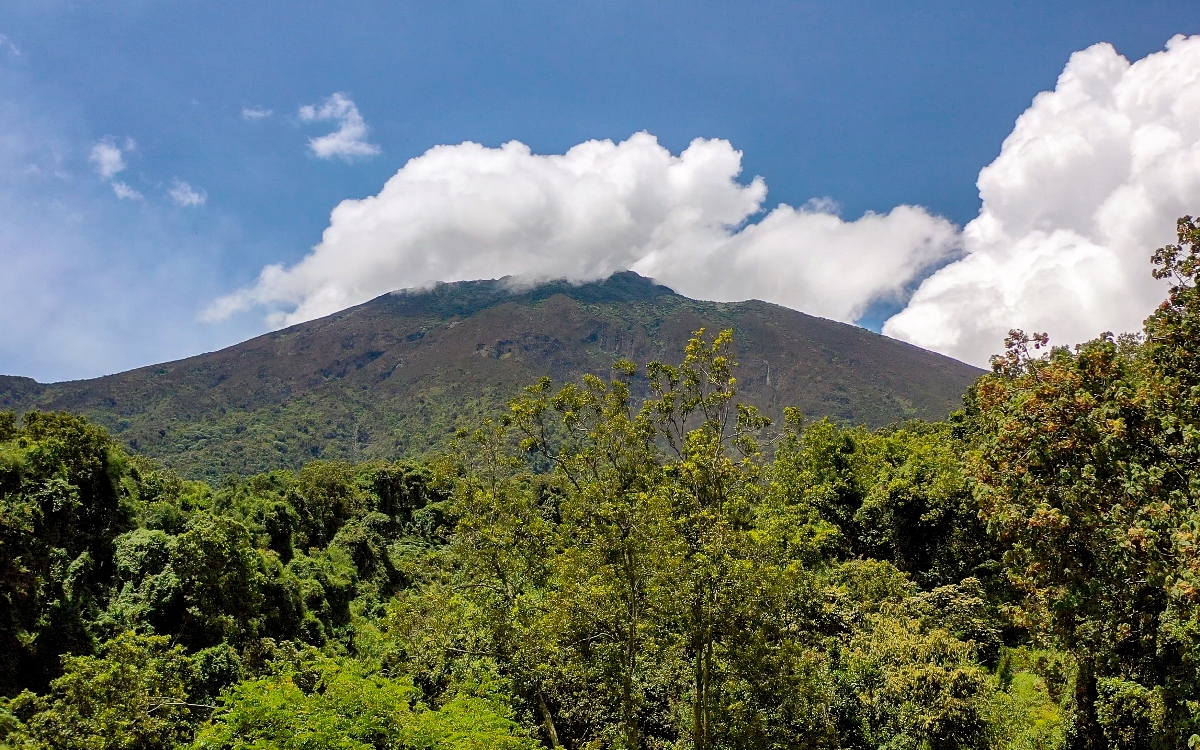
[1,272,982,479]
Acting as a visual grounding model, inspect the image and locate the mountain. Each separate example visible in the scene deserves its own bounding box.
[0,272,982,480]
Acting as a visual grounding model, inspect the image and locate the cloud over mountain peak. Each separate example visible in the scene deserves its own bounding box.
[207,132,959,331]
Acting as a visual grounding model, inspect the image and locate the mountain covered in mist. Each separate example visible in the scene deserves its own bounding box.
[0,272,981,479]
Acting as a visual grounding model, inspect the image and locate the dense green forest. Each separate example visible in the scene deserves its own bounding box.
[2,217,1200,749]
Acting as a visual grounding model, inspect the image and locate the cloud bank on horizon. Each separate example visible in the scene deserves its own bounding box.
[212,36,1200,367]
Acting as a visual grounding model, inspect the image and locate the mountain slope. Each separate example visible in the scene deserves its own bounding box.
[0,272,982,479]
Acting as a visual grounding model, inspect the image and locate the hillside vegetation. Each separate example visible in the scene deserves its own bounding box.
[0,272,979,480]
[3,219,1200,750]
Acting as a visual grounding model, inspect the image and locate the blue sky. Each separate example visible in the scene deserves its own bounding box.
[1,1,1198,380]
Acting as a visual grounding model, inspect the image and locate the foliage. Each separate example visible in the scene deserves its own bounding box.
[0,340,1045,750]
[0,411,130,693]
[986,650,1068,750]
[192,654,536,750]
[5,631,198,750]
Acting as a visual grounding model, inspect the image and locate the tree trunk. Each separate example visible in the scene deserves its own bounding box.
[1067,656,1104,750]
[692,597,705,750]
[691,587,715,750]
[702,627,713,749]
[537,687,562,749]
[623,547,640,750]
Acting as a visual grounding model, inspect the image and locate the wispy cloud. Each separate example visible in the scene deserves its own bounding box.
[241,106,273,121]
[0,62,258,382]
[168,178,206,206]
[111,181,143,201]
[298,92,380,161]
[0,33,20,58]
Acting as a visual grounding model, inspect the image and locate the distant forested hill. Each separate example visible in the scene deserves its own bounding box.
[0,272,980,479]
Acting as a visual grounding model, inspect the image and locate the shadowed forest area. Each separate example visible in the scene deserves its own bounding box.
[2,217,1200,749]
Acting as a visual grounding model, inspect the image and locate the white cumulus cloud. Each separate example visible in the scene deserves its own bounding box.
[298,92,380,161]
[633,201,958,325]
[89,137,128,179]
[206,132,958,327]
[168,179,206,206]
[884,35,1200,366]
[241,106,273,121]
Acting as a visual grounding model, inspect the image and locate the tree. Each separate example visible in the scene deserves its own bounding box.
[6,632,199,750]
[512,362,682,750]
[417,419,568,744]
[642,329,770,750]
[968,217,1200,748]
[970,328,1173,748]
[0,412,131,693]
